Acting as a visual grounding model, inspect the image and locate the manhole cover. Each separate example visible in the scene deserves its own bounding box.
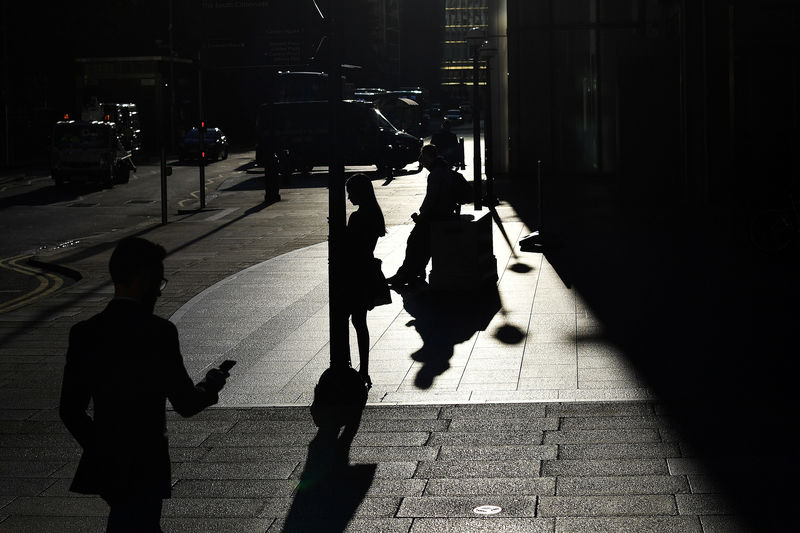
[473,505,502,515]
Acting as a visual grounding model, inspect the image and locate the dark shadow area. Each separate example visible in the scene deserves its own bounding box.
[493,323,525,345]
[0,182,105,208]
[487,206,518,259]
[221,172,329,192]
[282,421,376,533]
[509,262,532,274]
[496,176,800,530]
[401,284,503,389]
[235,160,259,172]
[0,199,273,348]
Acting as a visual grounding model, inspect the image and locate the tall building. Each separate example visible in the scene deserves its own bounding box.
[366,0,401,86]
[441,0,489,100]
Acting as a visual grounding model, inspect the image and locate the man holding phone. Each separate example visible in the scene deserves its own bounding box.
[59,237,233,533]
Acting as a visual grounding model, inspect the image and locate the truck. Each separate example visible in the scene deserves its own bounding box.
[81,101,142,153]
[50,120,136,187]
[255,100,423,175]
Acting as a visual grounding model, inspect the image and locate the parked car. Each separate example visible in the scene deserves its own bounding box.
[178,127,229,162]
[256,100,423,174]
[51,120,136,187]
[444,108,464,124]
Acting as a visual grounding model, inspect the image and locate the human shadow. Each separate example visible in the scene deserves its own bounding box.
[401,284,503,389]
[282,418,376,533]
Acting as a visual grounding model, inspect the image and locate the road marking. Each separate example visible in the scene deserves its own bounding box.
[0,255,65,314]
[177,173,228,208]
[205,207,239,221]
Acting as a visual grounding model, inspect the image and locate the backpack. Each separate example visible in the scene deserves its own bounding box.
[451,170,473,205]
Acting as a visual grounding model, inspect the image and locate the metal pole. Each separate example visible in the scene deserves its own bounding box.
[484,55,496,205]
[160,148,168,225]
[537,160,543,232]
[328,12,349,368]
[168,0,175,152]
[472,49,482,211]
[198,52,205,209]
[2,4,10,166]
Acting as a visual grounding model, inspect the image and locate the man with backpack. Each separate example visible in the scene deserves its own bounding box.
[387,144,469,287]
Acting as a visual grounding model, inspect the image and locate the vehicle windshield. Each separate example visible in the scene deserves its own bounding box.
[373,109,398,131]
[54,124,110,149]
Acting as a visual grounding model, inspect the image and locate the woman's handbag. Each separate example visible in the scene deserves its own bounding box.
[370,258,391,307]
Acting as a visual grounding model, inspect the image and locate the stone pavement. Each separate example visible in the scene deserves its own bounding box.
[0,149,758,531]
[0,402,748,533]
[171,211,654,407]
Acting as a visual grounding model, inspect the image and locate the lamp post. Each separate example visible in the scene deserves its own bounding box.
[466,27,487,211]
[481,47,498,206]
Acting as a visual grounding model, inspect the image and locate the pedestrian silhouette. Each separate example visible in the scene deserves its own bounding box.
[431,118,459,167]
[387,144,461,287]
[344,173,390,389]
[59,237,230,533]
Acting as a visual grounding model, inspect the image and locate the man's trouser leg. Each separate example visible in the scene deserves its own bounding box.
[396,222,431,281]
[106,497,164,533]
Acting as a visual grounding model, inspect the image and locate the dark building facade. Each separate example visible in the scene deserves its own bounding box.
[502,3,800,530]
[506,0,800,210]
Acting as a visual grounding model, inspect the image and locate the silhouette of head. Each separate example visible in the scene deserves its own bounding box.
[419,144,438,170]
[346,173,386,236]
[110,237,167,313]
[442,119,451,131]
[346,173,370,207]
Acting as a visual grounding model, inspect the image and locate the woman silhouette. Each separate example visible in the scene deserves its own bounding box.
[345,173,388,389]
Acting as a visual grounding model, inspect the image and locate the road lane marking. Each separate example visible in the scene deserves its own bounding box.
[0,255,65,314]
[177,173,229,208]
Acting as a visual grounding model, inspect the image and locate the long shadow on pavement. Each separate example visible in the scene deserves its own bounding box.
[400,284,504,389]
[282,419,376,533]
[496,176,800,530]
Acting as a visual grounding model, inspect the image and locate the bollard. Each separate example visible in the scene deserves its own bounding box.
[264,153,281,204]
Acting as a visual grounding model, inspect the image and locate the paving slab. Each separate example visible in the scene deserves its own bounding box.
[0,150,762,530]
[168,216,648,407]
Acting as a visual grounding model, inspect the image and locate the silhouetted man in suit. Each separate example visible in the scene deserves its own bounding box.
[431,118,459,167]
[59,237,229,533]
[387,144,460,287]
